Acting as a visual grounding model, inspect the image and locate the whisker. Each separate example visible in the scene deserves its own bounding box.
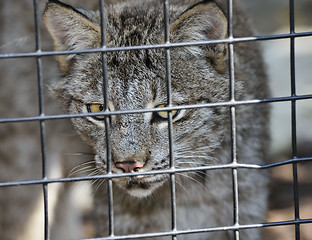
[69,160,94,168]
[175,144,218,152]
[68,166,94,177]
[89,169,101,178]
[193,171,210,182]
[91,178,106,197]
[64,152,94,156]
[176,156,215,163]
[175,158,216,167]
[174,178,191,196]
[176,172,209,192]
[68,160,95,177]
[177,155,210,159]
[86,168,103,194]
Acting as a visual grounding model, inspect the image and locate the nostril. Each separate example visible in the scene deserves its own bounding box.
[115,161,144,173]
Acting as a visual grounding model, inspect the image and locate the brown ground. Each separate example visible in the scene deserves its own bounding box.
[263,147,312,240]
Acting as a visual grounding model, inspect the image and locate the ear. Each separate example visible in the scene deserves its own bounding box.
[170,1,228,72]
[44,0,101,73]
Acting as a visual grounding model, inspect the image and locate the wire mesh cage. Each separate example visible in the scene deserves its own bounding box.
[0,0,312,239]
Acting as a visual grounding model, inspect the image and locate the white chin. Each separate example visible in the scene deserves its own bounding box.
[127,188,155,198]
[126,180,165,198]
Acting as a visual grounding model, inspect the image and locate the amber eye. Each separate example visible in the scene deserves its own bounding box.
[87,104,105,120]
[156,104,180,119]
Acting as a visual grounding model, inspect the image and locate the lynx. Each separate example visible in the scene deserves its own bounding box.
[4,0,271,239]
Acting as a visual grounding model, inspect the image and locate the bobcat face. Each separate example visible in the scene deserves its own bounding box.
[44,1,229,198]
[67,50,228,198]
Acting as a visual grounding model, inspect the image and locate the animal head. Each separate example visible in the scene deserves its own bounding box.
[44,0,229,197]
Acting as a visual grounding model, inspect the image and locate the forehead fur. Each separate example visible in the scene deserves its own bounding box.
[105,4,164,46]
[50,1,229,108]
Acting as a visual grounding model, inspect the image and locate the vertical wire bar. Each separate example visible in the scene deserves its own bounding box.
[289,0,300,239]
[163,0,177,238]
[227,0,239,239]
[33,0,49,239]
[99,0,114,237]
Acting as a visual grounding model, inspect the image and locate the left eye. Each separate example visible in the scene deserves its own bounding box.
[87,104,105,120]
[155,104,180,120]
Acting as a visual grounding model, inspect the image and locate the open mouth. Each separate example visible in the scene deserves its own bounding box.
[126,178,151,190]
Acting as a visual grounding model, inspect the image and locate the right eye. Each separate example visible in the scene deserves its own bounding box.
[87,104,105,121]
[155,104,180,119]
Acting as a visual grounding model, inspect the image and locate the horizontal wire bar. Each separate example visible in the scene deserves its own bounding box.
[0,31,312,59]
[1,156,311,188]
[78,218,312,240]
[1,94,312,124]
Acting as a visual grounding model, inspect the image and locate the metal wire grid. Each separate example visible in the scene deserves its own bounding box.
[0,0,312,239]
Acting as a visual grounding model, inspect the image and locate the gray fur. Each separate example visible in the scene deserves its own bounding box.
[44,0,270,239]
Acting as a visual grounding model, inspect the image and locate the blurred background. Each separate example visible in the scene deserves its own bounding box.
[245,0,312,239]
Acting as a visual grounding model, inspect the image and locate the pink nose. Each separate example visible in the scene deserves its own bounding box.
[115,161,144,173]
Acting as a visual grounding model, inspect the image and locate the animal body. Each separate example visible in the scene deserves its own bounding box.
[44,0,270,239]
[0,0,270,239]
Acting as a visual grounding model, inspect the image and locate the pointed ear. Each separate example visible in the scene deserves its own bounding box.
[44,0,101,73]
[170,1,228,72]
